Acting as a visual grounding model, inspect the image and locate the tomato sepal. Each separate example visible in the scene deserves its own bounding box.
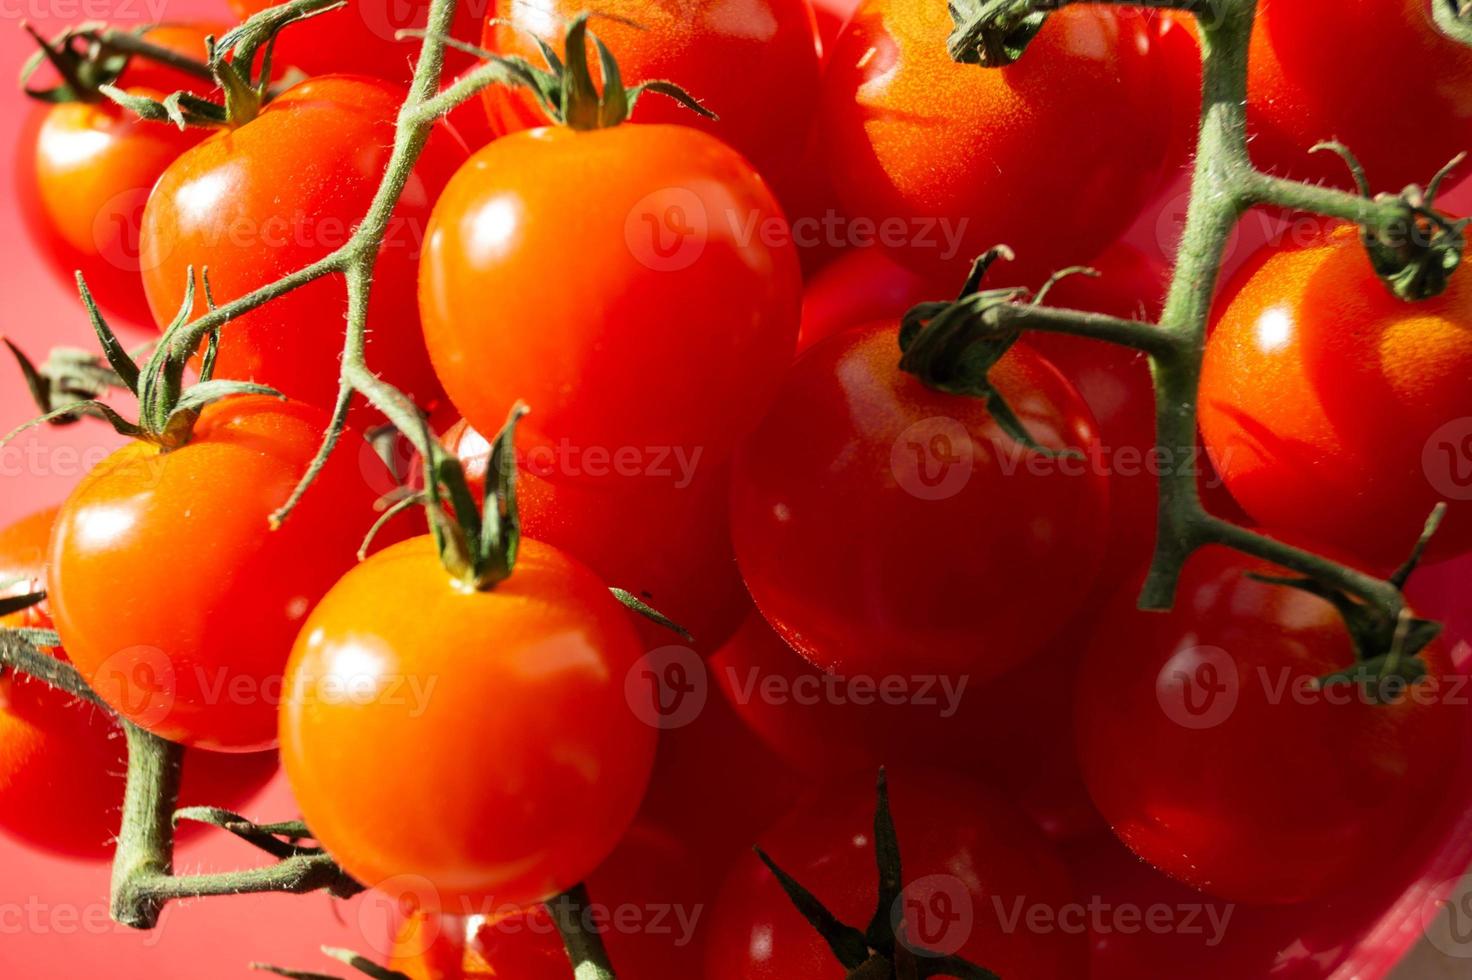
[946,0,1049,67]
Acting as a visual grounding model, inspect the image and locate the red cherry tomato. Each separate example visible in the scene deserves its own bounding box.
[441,419,747,651]
[1075,544,1464,904]
[730,322,1108,681]
[1200,222,1472,565]
[47,396,394,752]
[704,769,1088,979]
[712,609,1102,841]
[819,0,1169,284]
[479,0,822,212]
[141,75,465,416]
[797,247,944,353]
[280,535,656,911]
[419,124,801,482]
[17,24,221,327]
[227,0,483,84]
[1247,0,1472,194]
[0,509,277,858]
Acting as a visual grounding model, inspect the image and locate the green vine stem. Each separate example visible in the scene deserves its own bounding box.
[0,0,1464,970]
[549,884,619,980]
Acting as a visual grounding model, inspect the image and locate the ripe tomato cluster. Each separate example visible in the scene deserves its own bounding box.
[6,0,1472,976]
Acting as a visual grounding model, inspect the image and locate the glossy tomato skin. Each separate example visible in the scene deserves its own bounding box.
[280,535,656,911]
[0,509,277,857]
[819,1,1168,285]
[1200,223,1472,565]
[479,0,822,212]
[1075,545,1463,905]
[420,124,801,481]
[141,76,465,416]
[47,396,391,752]
[1248,0,1472,193]
[730,322,1107,681]
[704,769,1087,979]
[17,24,221,327]
[227,0,482,83]
[442,419,748,651]
[713,609,1102,841]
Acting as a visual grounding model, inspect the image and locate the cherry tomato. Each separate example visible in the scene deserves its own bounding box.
[47,396,393,752]
[796,247,944,353]
[479,0,822,212]
[713,609,1102,841]
[1200,222,1472,565]
[1075,544,1463,904]
[1247,0,1472,193]
[227,0,483,84]
[441,419,747,651]
[730,322,1108,681]
[0,509,277,858]
[17,24,221,327]
[141,75,465,416]
[704,769,1088,978]
[819,0,1169,285]
[419,124,801,482]
[280,534,655,910]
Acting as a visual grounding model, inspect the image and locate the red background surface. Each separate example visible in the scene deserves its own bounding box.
[0,1,400,975]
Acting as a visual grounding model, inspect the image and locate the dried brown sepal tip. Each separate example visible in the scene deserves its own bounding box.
[251,945,408,980]
[754,770,1001,980]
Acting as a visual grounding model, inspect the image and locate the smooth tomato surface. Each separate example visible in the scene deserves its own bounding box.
[704,769,1087,979]
[17,24,221,327]
[420,124,801,481]
[730,322,1107,680]
[1075,545,1464,904]
[47,396,391,751]
[442,419,748,651]
[141,75,465,415]
[280,535,656,910]
[819,0,1168,284]
[0,509,278,857]
[1200,223,1472,564]
[480,0,822,212]
[1247,0,1472,193]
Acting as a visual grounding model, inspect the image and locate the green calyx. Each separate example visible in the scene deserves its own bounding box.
[1255,505,1449,701]
[1435,0,1472,43]
[1,270,282,455]
[1312,142,1470,301]
[19,23,214,105]
[101,0,343,129]
[898,246,1087,458]
[756,770,999,980]
[947,0,1050,67]
[491,12,715,131]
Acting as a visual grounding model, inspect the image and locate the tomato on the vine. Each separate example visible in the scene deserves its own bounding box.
[0,509,277,858]
[441,419,748,650]
[227,0,483,84]
[419,122,801,482]
[1075,545,1463,904]
[729,322,1108,681]
[1247,0,1472,193]
[703,769,1088,979]
[141,75,466,416]
[17,24,221,327]
[479,0,822,212]
[47,396,394,752]
[280,534,656,910]
[819,0,1169,285]
[1200,222,1472,565]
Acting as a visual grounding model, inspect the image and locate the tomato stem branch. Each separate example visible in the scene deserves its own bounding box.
[549,884,620,980]
[0,629,107,707]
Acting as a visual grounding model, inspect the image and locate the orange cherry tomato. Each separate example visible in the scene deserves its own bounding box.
[47,396,393,752]
[280,535,656,911]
